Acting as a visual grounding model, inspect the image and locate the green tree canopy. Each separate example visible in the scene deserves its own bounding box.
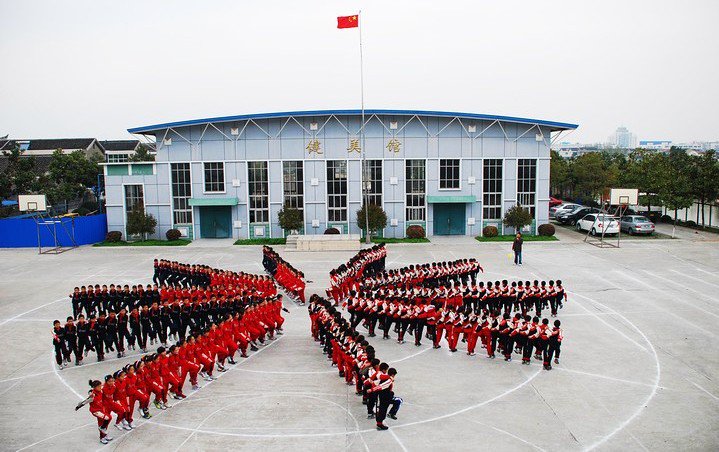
[356,203,388,237]
[503,204,533,232]
[46,150,102,204]
[278,205,303,232]
[126,206,157,240]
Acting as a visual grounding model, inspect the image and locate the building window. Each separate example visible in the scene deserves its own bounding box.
[483,159,502,220]
[171,163,192,225]
[203,162,225,193]
[362,160,382,206]
[248,161,269,223]
[406,159,426,221]
[517,159,537,217]
[282,161,304,213]
[124,185,144,233]
[107,154,130,163]
[439,159,460,189]
[327,160,348,222]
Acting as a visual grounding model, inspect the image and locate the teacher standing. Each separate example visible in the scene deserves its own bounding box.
[512,233,523,265]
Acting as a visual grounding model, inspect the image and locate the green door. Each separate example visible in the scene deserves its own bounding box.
[433,203,466,235]
[199,206,232,238]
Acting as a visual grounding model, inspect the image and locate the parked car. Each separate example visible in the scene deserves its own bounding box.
[556,206,599,225]
[620,215,655,235]
[550,202,581,219]
[576,214,620,236]
[549,197,563,208]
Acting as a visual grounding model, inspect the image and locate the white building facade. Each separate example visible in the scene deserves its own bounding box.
[103,110,577,239]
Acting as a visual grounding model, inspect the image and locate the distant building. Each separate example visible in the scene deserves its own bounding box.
[610,126,637,149]
[99,140,144,163]
[0,138,104,174]
[638,140,672,151]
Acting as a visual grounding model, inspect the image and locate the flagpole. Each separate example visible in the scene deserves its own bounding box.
[359,10,371,244]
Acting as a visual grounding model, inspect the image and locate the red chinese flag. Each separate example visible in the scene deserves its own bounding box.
[337,15,359,29]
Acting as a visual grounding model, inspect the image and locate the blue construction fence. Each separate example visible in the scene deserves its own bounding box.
[0,214,108,248]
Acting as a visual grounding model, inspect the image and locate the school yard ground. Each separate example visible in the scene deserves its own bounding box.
[0,226,718,451]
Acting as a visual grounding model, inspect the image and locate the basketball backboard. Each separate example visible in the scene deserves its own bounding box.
[610,188,639,206]
[18,194,47,212]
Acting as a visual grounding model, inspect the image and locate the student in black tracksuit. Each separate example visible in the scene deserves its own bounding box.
[374,367,398,430]
[76,315,94,361]
[52,321,68,369]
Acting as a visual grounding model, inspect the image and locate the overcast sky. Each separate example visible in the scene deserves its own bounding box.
[1,0,717,144]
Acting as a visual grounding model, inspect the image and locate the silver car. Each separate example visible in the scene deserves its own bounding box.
[620,215,655,235]
[550,203,581,219]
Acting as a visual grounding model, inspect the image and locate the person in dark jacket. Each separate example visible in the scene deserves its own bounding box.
[512,233,523,265]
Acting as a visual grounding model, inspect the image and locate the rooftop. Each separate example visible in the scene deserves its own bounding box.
[128,109,579,134]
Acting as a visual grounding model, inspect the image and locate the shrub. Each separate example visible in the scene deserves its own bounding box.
[106,231,123,242]
[482,225,498,237]
[356,203,388,237]
[126,207,157,240]
[686,220,697,227]
[660,214,673,223]
[73,207,90,216]
[166,229,182,241]
[503,204,533,232]
[406,225,426,239]
[324,227,340,235]
[537,223,556,236]
[278,206,303,233]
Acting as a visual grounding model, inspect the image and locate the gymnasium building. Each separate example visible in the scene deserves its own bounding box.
[103,110,577,239]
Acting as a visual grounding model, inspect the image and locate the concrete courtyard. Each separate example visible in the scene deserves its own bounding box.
[0,228,718,451]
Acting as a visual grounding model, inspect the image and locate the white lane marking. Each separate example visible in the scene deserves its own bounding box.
[578,294,661,452]
[15,422,95,451]
[555,367,668,390]
[391,346,432,363]
[669,269,719,289]
[468,418,548,452]
[390,429,409,452]
[140,370,542,438]
[51,351,84,401]
[643,270,719,306]
[568,291,648,352]
[685,379,719,403]
[612,270,719,324]
[0,297,67,328]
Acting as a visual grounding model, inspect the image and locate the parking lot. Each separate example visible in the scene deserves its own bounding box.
[0,232,718,451]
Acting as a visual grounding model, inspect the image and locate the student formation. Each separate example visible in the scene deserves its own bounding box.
[57,246,566,442]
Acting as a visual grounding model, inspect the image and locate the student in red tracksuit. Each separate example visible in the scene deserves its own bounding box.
[102,375,131,431]
[145,356,170,410]
[76,380,114,444]
[432,310,445,349]
[465,315,479,356]
[194,334,216,381]
[178,340,202,390]
[113,370,134,428]
[126,363,151,419]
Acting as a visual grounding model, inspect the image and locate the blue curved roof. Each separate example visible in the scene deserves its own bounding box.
[128,109,577,134]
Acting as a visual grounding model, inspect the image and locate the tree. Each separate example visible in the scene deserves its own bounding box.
[126,206,157,240]
[46,150,102,206]
[689,150,719,227]
[503,204,533,233]
[624,149,663,212]
[571,152,615,205]
[278,205,303,233]
[0,144,40,198]
[356,203,388,238]
[656,149,694,238]
[549,150,570,198]
[130,144,155,162]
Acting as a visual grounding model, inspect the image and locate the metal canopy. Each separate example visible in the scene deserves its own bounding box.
[128,109,578,134]
[427,195,477,204]
[188,197,239,207]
